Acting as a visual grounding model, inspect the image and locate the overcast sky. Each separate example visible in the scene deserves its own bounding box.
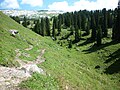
[0,0,118,11]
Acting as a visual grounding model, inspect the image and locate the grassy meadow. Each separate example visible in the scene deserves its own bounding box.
[0,11,120,90]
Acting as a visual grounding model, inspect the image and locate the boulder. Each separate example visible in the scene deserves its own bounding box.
[21,64,44,75]
[9,30,19,36]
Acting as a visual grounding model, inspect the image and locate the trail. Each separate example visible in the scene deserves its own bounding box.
[0,46,46,90]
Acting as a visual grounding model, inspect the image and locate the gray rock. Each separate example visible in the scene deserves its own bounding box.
[9,30,18,36]
[20,64,44,75]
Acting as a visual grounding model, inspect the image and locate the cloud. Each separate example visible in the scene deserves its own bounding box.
[0,0,20,9]
[48,1,70,11]
[21,0,43,7]
[48,0,118,11]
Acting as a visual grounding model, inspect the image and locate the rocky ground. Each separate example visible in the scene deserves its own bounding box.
[0,45,46,90]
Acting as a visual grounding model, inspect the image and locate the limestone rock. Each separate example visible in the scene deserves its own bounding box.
[9,30,18,36]
[20,64,44,75]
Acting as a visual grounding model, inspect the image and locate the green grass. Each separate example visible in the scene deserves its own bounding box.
[0,11,120,90]
[19,46,41,61]
[19,73,59,90]
[0,11,43,66]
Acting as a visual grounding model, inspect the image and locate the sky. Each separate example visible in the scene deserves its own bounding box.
[0,0,119,11]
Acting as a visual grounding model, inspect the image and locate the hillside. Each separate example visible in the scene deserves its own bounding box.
[0,11,120,90]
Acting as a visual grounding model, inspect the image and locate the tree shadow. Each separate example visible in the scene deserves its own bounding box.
[78,38,95,46]
[83,41,118,53]
[104,49,120,74]
[72,39,80,44]
[72,37,86,44]
[104,59,120,74]
[105,49,120,63]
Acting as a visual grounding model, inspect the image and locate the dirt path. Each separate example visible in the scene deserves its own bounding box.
[0,47,46,90]
[34,49,46,64]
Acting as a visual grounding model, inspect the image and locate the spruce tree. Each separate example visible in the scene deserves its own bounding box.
[58,14,64,25]
[112,20,116,40]
[112,1,120,42]
[97,26,102,46]
[34,20,40,34]
[74,11,80,42]
[45,17,50,36]
[54,17,58,29]
[77,12,81,29]
[94,10,99,29]
[41,18,46,36]
[107,9,113,28]
[116,8,120,41]
[86,18,90,35]
[58,19,61,35]
[70,12,74,26]
[75,25,80,42]
[102,8,108,37]
[81,12,88,35]
[91,12,96,40]
[94,10,102,46]
[64,12,71,27]
[22,16,27,27]
[77,12,82,38]
[52,17,56,40]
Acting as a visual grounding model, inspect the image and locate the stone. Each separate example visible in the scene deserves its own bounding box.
[20,64,44,75]
[9,30,18,36]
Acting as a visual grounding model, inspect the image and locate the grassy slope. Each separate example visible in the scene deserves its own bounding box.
[0,11,48,66]
[0,11,120,90]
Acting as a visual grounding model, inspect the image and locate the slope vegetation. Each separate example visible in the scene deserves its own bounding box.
[0,11,120,90]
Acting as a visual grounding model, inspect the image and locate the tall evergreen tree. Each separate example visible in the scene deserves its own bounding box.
[45,17,50,36]
[22,16,27,27]
[58,14,64,25]
[41,18,46,36]
[74,11,80,42]
[112,2,120,42]
[70,12,74,26]
[94,10,103,46]
[58,19,61,35]
[107,9,113,28]
[75,25,80,42]
[91,12,97,40]
[54,17,58,29]
[94,10,99,29]
[52,17,56,40]
[116,7,120,41]
[77,12,82,38]
[102,8,108,37]
[64,12,71,27]
[34,20,40,34]
[77,12,81,29]
[97,26,102,46]
[81,13,87,31]
[112,19,116,40]
[86,18,90,35]
[81,12,90,35]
